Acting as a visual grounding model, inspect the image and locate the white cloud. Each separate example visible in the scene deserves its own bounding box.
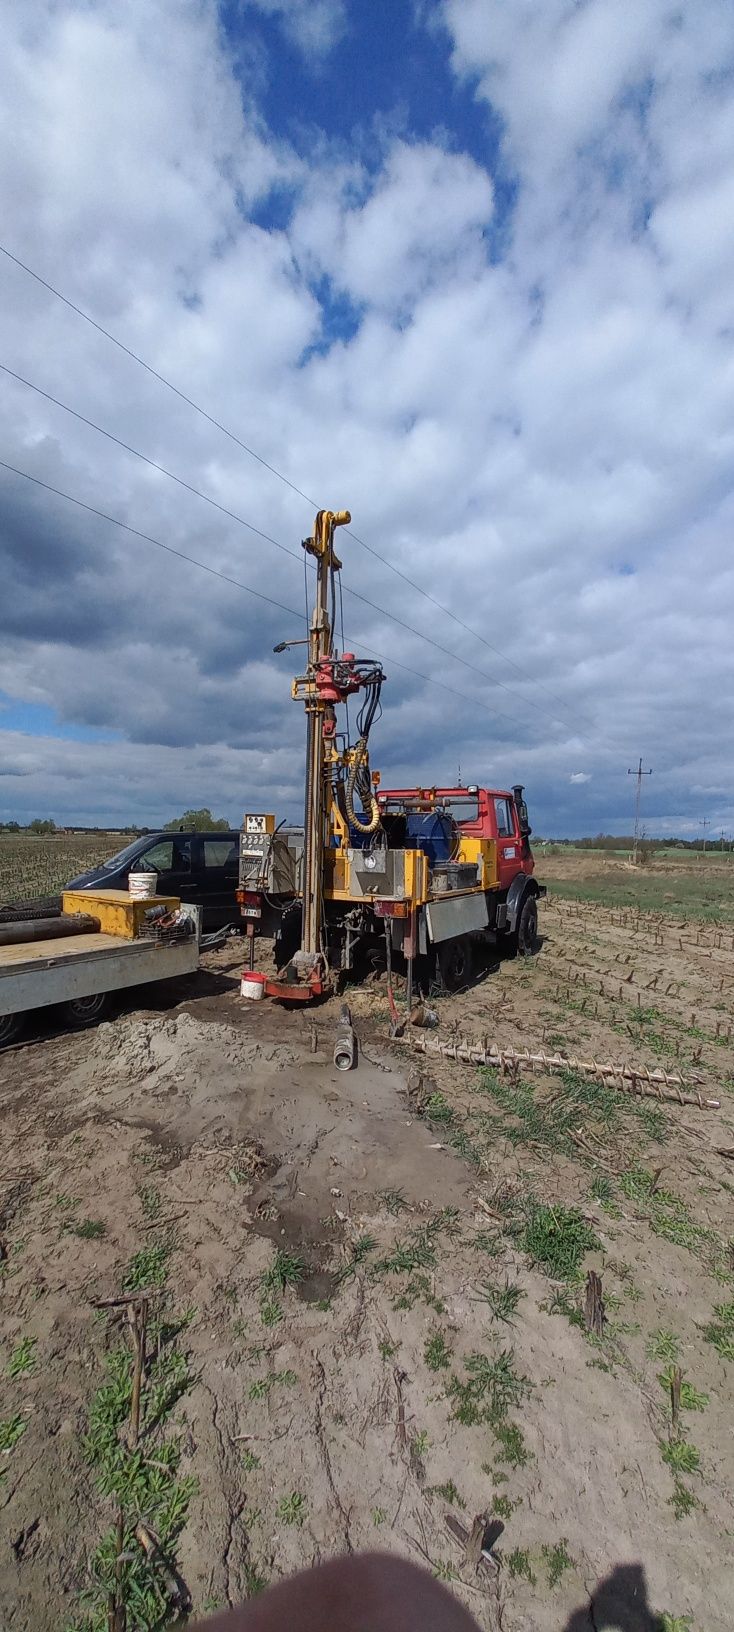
[0,0,732,836]
[245,0,346,57]
[291,141,493,312]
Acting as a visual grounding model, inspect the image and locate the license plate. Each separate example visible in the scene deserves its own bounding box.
[242,906,261,919]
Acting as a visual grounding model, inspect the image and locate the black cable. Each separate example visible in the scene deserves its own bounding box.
[0,457,518,723]
[0,241,591,735]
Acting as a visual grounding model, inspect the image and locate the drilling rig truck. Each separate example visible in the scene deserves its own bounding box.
[238,509,544,1001]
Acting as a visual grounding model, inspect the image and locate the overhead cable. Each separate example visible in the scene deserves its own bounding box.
[0,457,523,725]
[0,362,577,738]
[0,241,588,734]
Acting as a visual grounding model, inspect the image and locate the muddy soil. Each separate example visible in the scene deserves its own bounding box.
[1,894,733,1632]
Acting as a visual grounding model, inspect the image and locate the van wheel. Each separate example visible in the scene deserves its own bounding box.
[63,992,111,1029]
[437,935,473,992]
[0,1012,24,1046]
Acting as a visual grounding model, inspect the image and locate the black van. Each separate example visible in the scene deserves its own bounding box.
[66,831,241,930]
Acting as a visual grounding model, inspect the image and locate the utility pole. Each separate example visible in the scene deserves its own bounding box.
[700,817,710,853]
[627,759,652,864]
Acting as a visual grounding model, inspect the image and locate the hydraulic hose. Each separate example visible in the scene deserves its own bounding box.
[345,738,381,835]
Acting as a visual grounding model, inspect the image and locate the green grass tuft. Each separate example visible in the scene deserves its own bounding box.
[491,1494,520,1519]
[8,1336,37,1378]
[448,1349,530,1432]
[261,1248,305,1293]
[425,1091,455,1125]
[477,1280,525,1323]
[123,1241,169,1290]
[620,1167,724,1268]
[68,1218,107,1239]
[424,1330,452,1371]
[432,1479,465,1508]
[700,1298,734,1361]
[661,1440,700,1475]
[542,1540,573,1588]
[276,1491,307,1527]
[646,1329,680,1363]
[0,1414,27,1451]
[669,1481,697,1519]
[493,1421,529,1468]
[519,1202,599,1280]
[506,1547,535,1583]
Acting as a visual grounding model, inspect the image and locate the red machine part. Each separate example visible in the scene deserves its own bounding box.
[264,971,325,1003]
[377,786,535,888]
[315,655,362,702]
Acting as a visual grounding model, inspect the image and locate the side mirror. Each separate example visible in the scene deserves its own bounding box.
[512,784,531,838]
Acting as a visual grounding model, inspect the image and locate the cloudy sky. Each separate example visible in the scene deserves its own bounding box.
[1,0,733,837]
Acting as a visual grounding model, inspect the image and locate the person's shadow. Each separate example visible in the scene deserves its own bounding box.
[564,1563,669,1632]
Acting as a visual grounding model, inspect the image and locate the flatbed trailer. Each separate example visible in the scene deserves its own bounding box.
[0,897,201,1046]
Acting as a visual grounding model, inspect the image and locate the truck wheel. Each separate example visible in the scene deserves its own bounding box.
[517,894,539,956]
[0,1012,25,1046]
[437,935,473,992]
[63,992,111,1029]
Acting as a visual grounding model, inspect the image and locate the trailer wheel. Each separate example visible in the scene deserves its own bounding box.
[437,935,473,992]
[516,894,539,957]
[63,992,111,1029]
[0,1011,25,1046]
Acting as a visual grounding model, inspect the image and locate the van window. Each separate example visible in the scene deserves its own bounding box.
[137,838,192,873]
[203,839,238,869]
[494,798,514,838]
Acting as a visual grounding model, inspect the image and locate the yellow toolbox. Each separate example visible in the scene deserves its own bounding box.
[62,889,180,940]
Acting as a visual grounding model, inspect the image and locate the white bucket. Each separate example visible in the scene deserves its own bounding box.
[241,971,266,1001]
[128,871,158,900]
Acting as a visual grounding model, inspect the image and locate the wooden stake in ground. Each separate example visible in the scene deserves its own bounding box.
[585,1271,605,1337]
[93,1289,157,1629]
[670,1366,682,1432]
[135,1522,191,1615]
[128,1298,148,1449]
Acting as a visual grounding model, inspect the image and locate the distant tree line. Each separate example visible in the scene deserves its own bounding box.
[538,833,732,852]
[0,806,231,836]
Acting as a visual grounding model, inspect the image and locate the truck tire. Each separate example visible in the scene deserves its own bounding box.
[437,935,473,992]
[516,894,539,957]
[0,1011,25,1046]
[63,992,111,1029]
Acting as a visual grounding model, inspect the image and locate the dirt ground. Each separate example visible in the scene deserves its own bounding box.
[1,887,733,1632]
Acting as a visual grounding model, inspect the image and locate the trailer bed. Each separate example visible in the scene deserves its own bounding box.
[0,930,199,1018]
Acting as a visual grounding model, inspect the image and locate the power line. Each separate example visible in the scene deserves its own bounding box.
[0,458,304,621]
[0,362,572,736]
[0,457,520,725]
[0,363,302,566]
[0,240,589,736]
